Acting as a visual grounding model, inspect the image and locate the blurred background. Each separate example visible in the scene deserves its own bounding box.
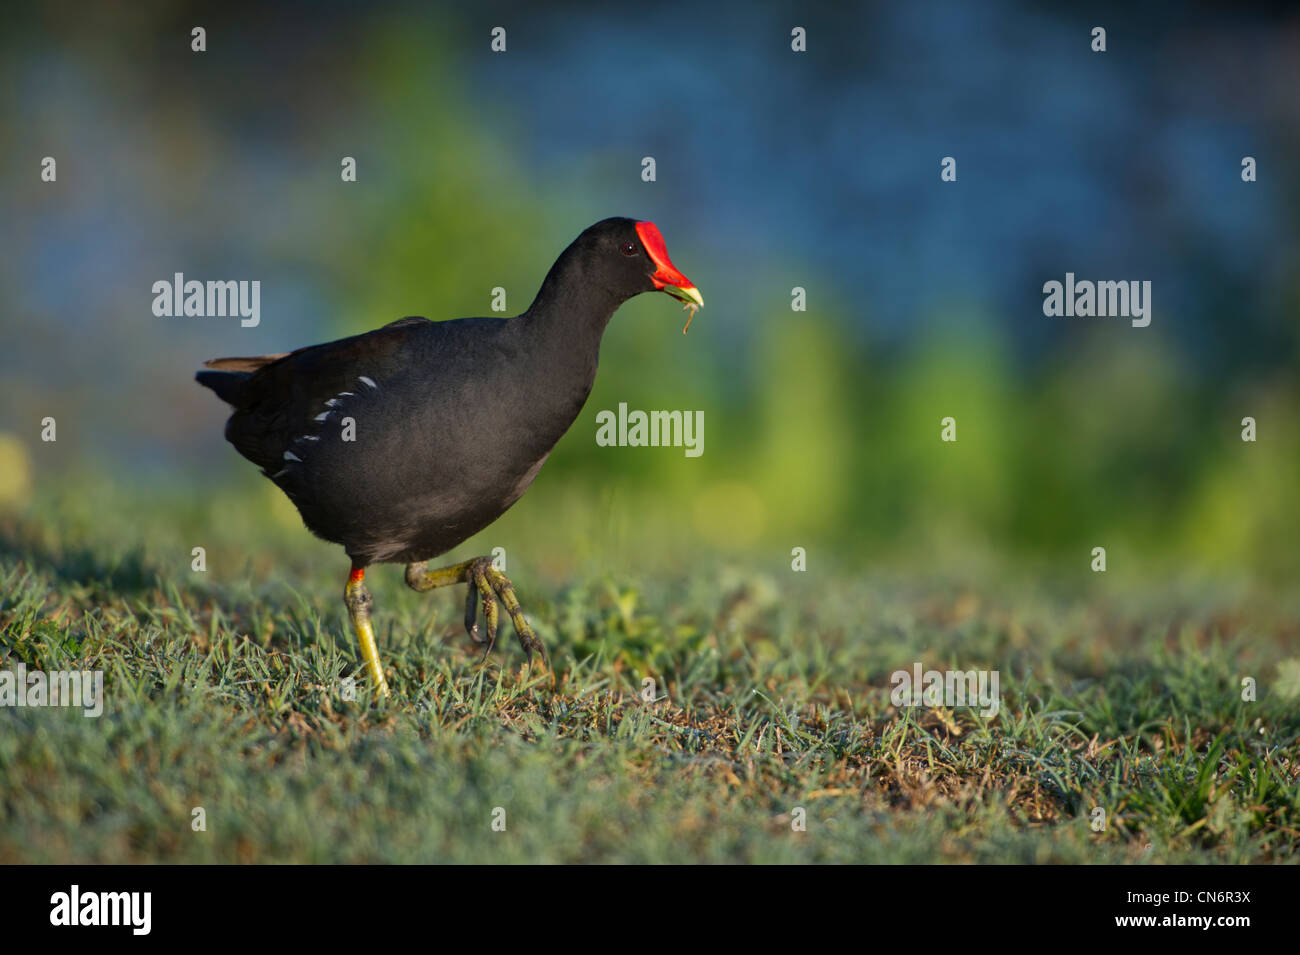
[2,0,1298,593]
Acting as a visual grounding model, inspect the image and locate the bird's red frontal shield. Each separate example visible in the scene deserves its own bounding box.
[636,221,696,293]
[635,221,702,332]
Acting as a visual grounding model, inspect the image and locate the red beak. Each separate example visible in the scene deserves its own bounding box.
[635,221,703,308]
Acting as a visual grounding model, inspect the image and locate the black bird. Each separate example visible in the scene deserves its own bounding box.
[196,217,702,696]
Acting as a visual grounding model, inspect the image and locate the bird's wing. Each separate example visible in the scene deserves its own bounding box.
[209,320,433,475]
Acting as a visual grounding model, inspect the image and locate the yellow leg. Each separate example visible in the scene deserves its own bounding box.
[404,558,476,591]
[344,568,390,698]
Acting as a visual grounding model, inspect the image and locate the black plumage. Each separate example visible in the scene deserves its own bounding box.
[196,217,701,693]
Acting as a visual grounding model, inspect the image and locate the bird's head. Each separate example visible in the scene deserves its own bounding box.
[577,217,703,332]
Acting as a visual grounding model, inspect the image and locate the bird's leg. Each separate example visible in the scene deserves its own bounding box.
[405,557,547,665]
[404,557,477,592]
[344,566,390,698]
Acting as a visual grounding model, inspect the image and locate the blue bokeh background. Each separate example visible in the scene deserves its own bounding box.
[2,0,1297,580]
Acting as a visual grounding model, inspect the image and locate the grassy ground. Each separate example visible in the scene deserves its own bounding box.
[1,484,1297,864]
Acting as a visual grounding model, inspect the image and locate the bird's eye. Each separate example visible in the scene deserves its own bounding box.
[621,242,638,256]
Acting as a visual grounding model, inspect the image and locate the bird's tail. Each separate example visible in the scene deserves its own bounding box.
[195,369,251,406]
[195,353,288,406]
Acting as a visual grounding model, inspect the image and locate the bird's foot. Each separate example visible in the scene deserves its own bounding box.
[405,557,549,668]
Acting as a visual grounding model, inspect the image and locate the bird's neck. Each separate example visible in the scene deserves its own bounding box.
[518,253,628,373]
[502,255,631,444]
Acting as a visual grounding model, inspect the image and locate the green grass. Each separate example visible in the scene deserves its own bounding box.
[1,484,1298,864]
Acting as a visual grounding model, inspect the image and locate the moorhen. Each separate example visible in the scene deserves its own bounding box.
[196,217,702,696]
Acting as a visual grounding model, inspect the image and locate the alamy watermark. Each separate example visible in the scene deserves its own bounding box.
[0,664,104,717]
[890,663,1000,718]
[595,402,703,457]
[1042,272,1151,327]
[50,885,150,935]
[152,273,260,327]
